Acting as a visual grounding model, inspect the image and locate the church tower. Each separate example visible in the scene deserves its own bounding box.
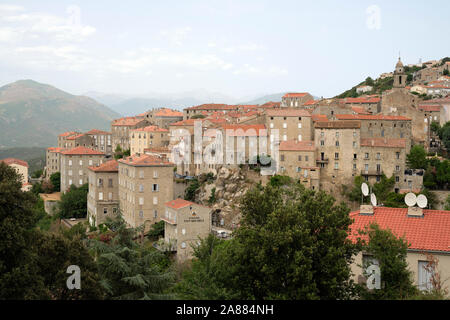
[393,57,406,88]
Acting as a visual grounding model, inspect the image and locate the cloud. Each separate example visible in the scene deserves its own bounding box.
[160,26,192,46]
[0,4,24,13]
[233,64,288,76]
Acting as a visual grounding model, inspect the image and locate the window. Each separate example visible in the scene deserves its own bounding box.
[79,179,83,185]
[364,164,369,172]
[69,179,73,185]
[376,153,381,160]
[79,170,83,176]
[139,170,144,178]
[396,176,400,182]
[154,210,157,218]
[280,155,285,162]
[335,153,339,160]
[270,123,274,128]
[68,170,73,176]
[320,140,324,146]
[334,162,339,169]
[182,228,186,235]
[320,132,324,137]
[353,131,357,137]
[365,153,369,159]
[396,165,400,171]
[283,135,287,141]
[353,154,357,159]
[298,155,302,161]
[139,197,144,205]
[396,152,400,159]
[298,134,302,141]
[99,192,103,200]
[69,160,72,166]
[336,132,339,138]
[108,192,112,200]
[418,261,433,291]
[152,184,159,192]
[353,163,357,170]
[305,156,309,161]
[335,141,339,147]
[153,171,158,178]
[376,164,381,172]
[283,123,287,128]
[353,141,356,148]
[108,179,113,187]
[181,242,186,249]
[298,123,302,128]
[103,207,108,215]
[139,184,144,192]
[98,178,103,187]
[89,160,93,166]
[296,167,301,172]
[153,197,158,205]
[139,210,144,218]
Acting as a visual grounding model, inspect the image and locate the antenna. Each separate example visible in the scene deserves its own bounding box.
[416,194,428,209]
[404,192,417,207]
[361,183,369,196]
[370,193,377,207]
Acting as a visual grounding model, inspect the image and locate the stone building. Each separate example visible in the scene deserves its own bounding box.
[87,160,119,227]
[60,146,106,193]
[314,120,362,192]
[45,147,65,178]
[111,117,150,151]
[278,140,320,190]
[265,108,313,143]
[130,125,169,155]
[162,198,212,262]
[342,96,381,114]
[57,131,80,148]
[281,92,314,108]
[85,129,113,155]
[118,153,175,230]
[0,158,30,191]
[145,108,184,129]
[183,104,238,120]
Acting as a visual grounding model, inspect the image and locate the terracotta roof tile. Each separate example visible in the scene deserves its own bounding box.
[118,154,174,166]
[348,207,450,253]
[88,159,118,172]
[312,114,328,122]
[0,158,29,168]
[112,117,145,126]
[283,92,309,98]
[154,108,183,117]
[58,131,79,137]
[314,120,361,129]
[133,125,168,132]
[343,97,380,104]
[86,129,111,135]
[165,198,210,210]
[61,146,105,155]
[419,105,441,112]
[47,147,66,153]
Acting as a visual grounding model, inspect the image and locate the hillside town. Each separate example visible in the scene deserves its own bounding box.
[2,57,450,300]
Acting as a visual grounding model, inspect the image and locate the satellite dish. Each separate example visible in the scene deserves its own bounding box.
[417,194,428,209]
[370,193,377,207]
[404,192,417,207]
[361,183,369,196]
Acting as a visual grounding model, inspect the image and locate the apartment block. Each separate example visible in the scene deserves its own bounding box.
[111,117,150,151]
[265,108,313,143]
[60,146,106,192]
[130,125,169,155]
[118,153,175,230]
[281,92,314,108]
[45,147,65,178]
[86,129,113,155]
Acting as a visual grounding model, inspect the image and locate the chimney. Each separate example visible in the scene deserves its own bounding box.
[360,204,374,215]
[408,206,424,217]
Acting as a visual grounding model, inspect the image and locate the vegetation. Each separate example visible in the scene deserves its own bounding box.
[50,172,61,192]
[336,76,393,98]
[147,220,165,240]
[424,157,450,190]
[32,169,43,178]
[191,114,206,119]
[0,147,46,173]
[184,178,200,201]
[87,216,174,299]
[406,145,428,169]
[208,187,216,204]
[357,224,418,300]
[436,121,450,152]
[58,183,89,219]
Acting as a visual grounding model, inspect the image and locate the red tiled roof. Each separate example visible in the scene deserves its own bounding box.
[58,131,79,137]
[66,133,85,140]
[335,114,411,121]
[0,158,29,168]
[133,125,168,132]
[112,117,145,126]
[419,105,441,112]
[186,104,236,111]
[221,124,267,136]
[170,119,204,126]
[154,108,183,117]
[283,92,309,98]
[118,154,174,166]
[348,207,450,253]
[360,138,406,148]
[311,114,328,122]
[165,198,196,209]
[266,108,311,117]
[88,160,118,172]
[351,106,371,115]
[303,100,318,106]
[47,147,66,153]
[279,140,315,151]
[143,146,170,153]
[61,146,105,155]
[86,129,111,135]
[260,101,281,108]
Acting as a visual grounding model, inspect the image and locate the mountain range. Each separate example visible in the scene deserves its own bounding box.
[0,80,120,148]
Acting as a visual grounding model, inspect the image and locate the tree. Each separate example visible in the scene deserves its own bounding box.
[191,114,206,119]
[41,180,54,194]
[438,122,450,151]
[344,175,366,203]
[365,77,374,86]
[50,172,61,192]
[357,224,418,300]
[88,215,174,299]
[444,69,449,76]
[430,121,441,134]
[146,220,165,240]
[32,169,43,178]
[182,183,360,299]
[406,145,427,169]
[58,183,89,219]
[114,145,124,160]
[445,195,450,211]
[372,175,395,204]
[184,179,200,201]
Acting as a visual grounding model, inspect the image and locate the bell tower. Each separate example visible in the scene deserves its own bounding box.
[393,57,406,88]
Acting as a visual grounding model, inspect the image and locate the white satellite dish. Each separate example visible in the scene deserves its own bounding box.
[417,194,428,209]
[404,192,417,207]
[370,193,377,207]
[361,183,369,196]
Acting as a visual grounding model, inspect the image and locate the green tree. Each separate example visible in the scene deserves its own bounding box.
[50,172,61,192]
[438,122,450,151]
[88,215,174,299]
[268,174,293,187]
[372,175,395,203]
[430,121,441,134]
[114,145,124,160]
[345,175,366,203]
[58,183,89,219]
[406,145,428,169]
[184,179,200,201]
[146,220,165,240]
[32,169,43,178]
[191,114,206,119]
[357,224,418,299]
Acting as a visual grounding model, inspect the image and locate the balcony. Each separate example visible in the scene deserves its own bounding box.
[316,158,329,164]
[361,170,384,176]
[161,216,177,225]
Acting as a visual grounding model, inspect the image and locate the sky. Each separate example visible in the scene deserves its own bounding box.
[0,0,449,99]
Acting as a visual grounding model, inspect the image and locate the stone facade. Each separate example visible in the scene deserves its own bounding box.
[281,92,314,107]
[130,125,169,155]
[87,160,120,227]
[118,154,175,230]
[45,147,65,178]
[111,117,150,151]
[60,146,106,193]
[162,198,212,262]
[265,108,313,143]
[86,129,113,155]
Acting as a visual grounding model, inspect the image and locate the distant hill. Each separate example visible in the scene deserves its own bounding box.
[0,147,46,173]
[239,92,286,105]
[0,80,120,148]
